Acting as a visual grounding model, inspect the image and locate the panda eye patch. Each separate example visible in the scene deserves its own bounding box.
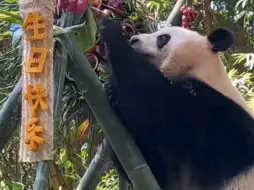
[157,34,171,49]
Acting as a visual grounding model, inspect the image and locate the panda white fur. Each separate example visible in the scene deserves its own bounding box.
[99,19,254,190]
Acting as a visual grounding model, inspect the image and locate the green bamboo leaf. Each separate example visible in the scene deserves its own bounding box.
[11,181,24,190]
[65,160,73,169]
[242,0,248,8]
[4,0,18,3]
[0,31,11,40]
[74,8,97,52]
[0,10,21,24]
[235,0,245,9]
[235,10,246,21]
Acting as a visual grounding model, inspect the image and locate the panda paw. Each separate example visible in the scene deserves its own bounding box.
[99,18,125,44]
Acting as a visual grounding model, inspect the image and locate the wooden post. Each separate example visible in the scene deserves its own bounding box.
[19,0,55,162]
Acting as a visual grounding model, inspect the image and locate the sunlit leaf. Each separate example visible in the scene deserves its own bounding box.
[74,8,97,52]
[11,181,24,190]
[4,0,19,3]
[0,31,11,40]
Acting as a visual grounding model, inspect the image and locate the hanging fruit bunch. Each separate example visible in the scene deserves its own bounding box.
[58,0,89,13]
[180,5,199,29]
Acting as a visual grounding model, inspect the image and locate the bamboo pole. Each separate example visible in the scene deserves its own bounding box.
[0,79,22,151]
[76,138,112,190]
[166,0,185,26]
[33,162,50,190]
[119,174,130,190]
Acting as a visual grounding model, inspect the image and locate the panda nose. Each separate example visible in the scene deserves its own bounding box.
[130,37,140,45]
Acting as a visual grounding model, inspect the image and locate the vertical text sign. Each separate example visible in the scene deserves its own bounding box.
[19,0,54,162]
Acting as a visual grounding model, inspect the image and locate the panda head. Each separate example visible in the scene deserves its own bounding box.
[130,26,253,116]
[130,26,235,81]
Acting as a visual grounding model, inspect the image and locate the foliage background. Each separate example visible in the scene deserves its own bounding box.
[0,0,253,189]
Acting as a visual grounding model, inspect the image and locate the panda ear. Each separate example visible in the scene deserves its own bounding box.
[207,27,235,52]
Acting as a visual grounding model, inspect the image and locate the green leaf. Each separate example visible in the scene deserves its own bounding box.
[74,8,97,53]
[242,0,248,8]
[4,0,19,3]
[0,31,11,40]
[60,149,68,163]
[65,160,73,169]
[235,10,246,21]
[0,10,21,24]
[235,0,246,9]
[11,182,24,190]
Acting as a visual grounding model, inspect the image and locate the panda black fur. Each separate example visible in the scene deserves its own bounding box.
[99,19,254,190]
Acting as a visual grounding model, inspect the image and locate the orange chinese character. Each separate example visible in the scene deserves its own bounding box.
[24,84,48,117]
[23,11,47,41]
[25,117,44,151]
[26,47,48,73]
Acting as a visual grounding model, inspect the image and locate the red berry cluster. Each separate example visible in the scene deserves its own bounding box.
[59,0,88,13]
[180,5,199,29]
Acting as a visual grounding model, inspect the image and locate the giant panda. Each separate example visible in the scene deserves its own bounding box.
[99,19,254,190]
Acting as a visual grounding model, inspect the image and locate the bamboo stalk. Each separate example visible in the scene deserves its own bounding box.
[58,33,161,190]
[76,138,112,190]
[0,79,22,151]
[166,0,185,26]
[119,174,130,190]
[54,12,74,120]
[74,8,115,189]
[33,162,50,190]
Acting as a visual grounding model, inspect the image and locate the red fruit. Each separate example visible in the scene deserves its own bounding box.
[180,6,186,12]
[59,0,69,11]
[186,15,192,21]
[187,7,193,15]
[182,15,188,22]
[182,10,188,15]
[183,22,188,28]
[77,0,88,13]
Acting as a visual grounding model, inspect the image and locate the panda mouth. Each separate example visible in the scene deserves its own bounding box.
[134,49,153,58]
[140,52,154,59]
[129,43,154,58]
